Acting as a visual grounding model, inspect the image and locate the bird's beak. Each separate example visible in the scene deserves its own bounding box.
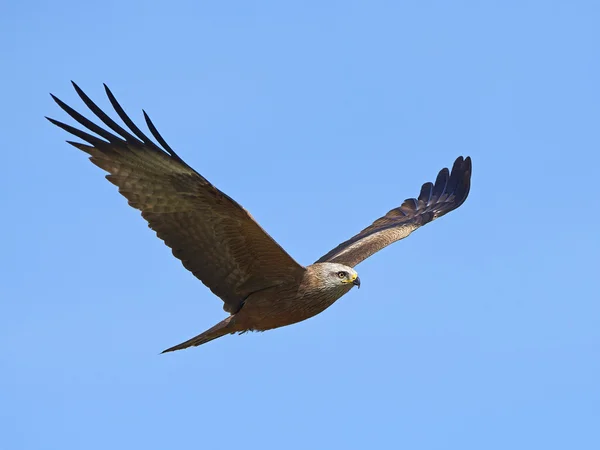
[353,277,361,288]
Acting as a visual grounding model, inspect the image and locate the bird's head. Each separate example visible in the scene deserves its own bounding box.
[308,262,361,292]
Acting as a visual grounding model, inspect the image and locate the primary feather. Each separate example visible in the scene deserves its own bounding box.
[316,156,472,267]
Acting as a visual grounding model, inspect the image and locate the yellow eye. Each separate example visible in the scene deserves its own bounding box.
[337,271,347,279]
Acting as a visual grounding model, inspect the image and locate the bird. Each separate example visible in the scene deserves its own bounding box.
[47,82,472,353]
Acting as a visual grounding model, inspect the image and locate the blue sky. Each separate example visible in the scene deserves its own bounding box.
[2,1,599,449]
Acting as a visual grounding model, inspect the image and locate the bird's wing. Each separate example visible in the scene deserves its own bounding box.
[48,82,305,313]
[316,156,472,267]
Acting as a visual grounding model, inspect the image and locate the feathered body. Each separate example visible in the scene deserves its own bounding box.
[167,263,359,351]
[235,263,359,331]
[48,83,472,353]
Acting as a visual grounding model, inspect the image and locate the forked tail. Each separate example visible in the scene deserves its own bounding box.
[161,317,234,353]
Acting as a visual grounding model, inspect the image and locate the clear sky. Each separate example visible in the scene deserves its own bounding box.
[2,1,599,449]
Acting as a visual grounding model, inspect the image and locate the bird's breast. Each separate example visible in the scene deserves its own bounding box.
[233,282,349,331]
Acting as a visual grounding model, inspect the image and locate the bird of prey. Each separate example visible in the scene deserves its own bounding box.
[48,82,472,353]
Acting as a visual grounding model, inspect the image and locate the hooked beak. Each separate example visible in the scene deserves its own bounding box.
[353,276,361,288]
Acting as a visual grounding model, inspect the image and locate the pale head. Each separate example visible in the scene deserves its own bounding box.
[307,262,361,292]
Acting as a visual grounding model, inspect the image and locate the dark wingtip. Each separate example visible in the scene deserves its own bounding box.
[456,155,472,172]
[45,116,63,126]
[418,155,472,218]
[50,82,185,164]
[464,156,472,172]
[49,93,61,104]
[142,109,181,160]
[450,155,472,209]
[49,93,70,112]
[102,83,119,108]
[458,155,472,183]
[102,83,114,99]
[418,181,433,207]
[70,80,85,97]
[45,115,67,130]
[101,83,164,152]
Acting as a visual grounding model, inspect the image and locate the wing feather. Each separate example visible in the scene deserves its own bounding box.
[49,83,305,313]
[316,156,472,267]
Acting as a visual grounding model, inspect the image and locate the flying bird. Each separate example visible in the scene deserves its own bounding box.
[48,83,472,353]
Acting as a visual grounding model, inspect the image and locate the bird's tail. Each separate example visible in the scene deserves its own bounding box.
[161,317,234,354]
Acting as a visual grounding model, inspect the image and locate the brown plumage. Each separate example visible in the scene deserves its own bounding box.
[48,82,472,353]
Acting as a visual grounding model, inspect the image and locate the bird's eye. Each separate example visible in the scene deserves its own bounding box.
[337,271,347,279]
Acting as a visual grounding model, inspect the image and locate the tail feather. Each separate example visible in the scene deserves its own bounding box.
[161,317,233,353]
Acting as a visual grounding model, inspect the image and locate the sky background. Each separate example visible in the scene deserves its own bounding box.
[2,1,599,449]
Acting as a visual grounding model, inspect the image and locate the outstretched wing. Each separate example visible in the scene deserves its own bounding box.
[316,156,472,267]
[48,82,305,313]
